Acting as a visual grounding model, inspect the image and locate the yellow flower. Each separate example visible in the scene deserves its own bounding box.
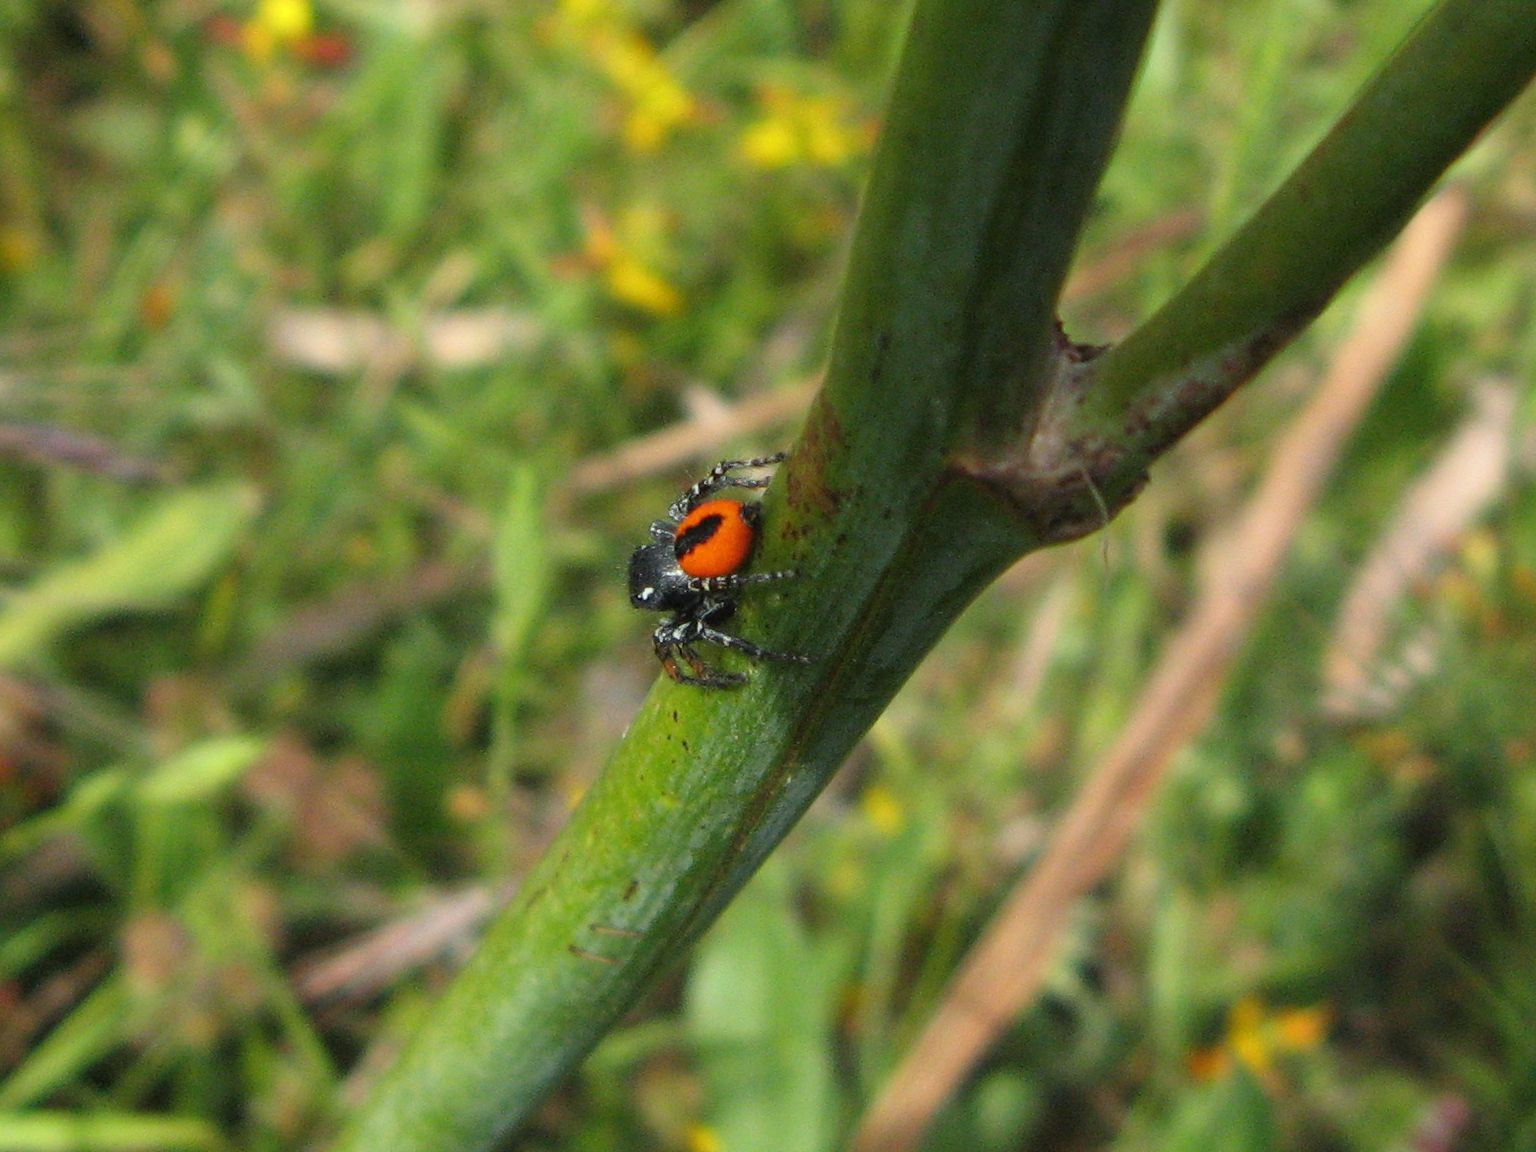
[541,3,698,153]
[581,205,685,318]
[1189,997,1331,1083]
[685,1125,722,1152]
[1227,997,1275,1076]
[242,0,314,61]
[259,0,313,40]
[861,783,906,837]
[588,30,697,153]
[739,116,800,169]
[606,255,683,317]
[624,76,696,154]
[739,86,868,169]
[1273,1003,1330,1050]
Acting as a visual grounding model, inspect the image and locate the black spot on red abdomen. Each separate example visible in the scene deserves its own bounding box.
[675,512,723,560]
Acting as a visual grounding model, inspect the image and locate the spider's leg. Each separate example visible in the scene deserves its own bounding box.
[689,569,797,596]
[672,643,748,687]
[694,623,812,665]
[648,519,677,544]
[654,623,685,681]
[668,452,789,518]
[655,622,747,687]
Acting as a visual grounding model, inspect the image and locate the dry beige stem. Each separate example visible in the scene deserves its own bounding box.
[1321,378,1516,718]
[989,565,1078,731]
[566,381,818,495]
[267,307,541,374]
[1061,208,1202,300]
[850,189,1468,1152]
[292,885,507,1005]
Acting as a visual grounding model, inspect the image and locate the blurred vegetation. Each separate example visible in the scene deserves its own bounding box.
[0,1,1533,1150]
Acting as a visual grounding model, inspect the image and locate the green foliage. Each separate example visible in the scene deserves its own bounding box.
[0,485,256,668]
[687,862,838,1152]
[0,1110,225,1151]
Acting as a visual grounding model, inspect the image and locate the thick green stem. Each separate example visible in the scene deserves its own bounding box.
[333,3,1155,1149]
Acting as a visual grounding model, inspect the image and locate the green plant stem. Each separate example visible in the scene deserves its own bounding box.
[1078,0,1536,459]
[334,4,1155,1149]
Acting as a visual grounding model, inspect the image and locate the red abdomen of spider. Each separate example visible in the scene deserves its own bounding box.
[674,499,760,579]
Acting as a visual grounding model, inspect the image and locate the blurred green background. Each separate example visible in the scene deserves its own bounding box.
[2,1,1535,1149]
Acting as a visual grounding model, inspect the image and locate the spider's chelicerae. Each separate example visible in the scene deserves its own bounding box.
[627,453,810,687]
